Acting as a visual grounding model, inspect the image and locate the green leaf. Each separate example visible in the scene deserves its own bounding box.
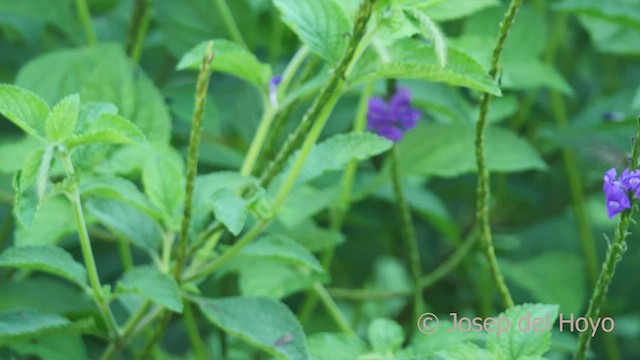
[398,122,547,177]
[425,0,499,21]
[177,40,272,88]
[0,309,72,339]
[0,246,88,287]
[15,44,171,144]
[0,331,88,360]
[196,296,309,360]
[211,188,247,236]
[502,253,586,315]
[65,113,146,148]
[79,176,160,220]
[45,93,79,141]
[19,148,44,190]
[240,234,325,274]
[0,278,94,316]
[273,0,351,64]
[0,135,42,174]
[368,318,405,354]
[486,303,559,359]
[142,154,186,229]
[554,0,640,30]
[275,219,345,252]
[237,260,322,299]
[0,84,50,137]
[308,333,367,360]
[13,191,76,240]
[350,39,501,96]
[282,132,393,186]
[87,198,163,251]
[278,185,338,228]
[118,266,183,313]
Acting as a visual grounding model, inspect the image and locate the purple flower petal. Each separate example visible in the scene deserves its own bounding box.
[367,97,390,128]
[621,168,640,192]
[605,182,631,218]
[375,125,403,142]
[603,167,618,192]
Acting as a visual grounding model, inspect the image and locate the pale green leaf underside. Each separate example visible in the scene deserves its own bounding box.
[118,266,183,313]
[273,0,350,64]
[177,39,271,88]
[211,188,247,236]
[240,234,325,274]
[282,132,393,186]
[197,296,309,360]
[0,84,50,138]
[350,39,502,96]
[45,93,79,141]
[0,246,87,287]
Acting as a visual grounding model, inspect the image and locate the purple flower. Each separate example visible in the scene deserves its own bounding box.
[367,87,421,142]
[603,167,633,218]
[620,168,640,192]
[269,75,282,108]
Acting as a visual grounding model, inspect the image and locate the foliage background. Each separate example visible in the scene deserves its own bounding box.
[0,0,640,359]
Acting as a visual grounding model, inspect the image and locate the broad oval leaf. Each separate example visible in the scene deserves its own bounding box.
[177,39,271,88]
[273,0,350,64]
[196,296,309,360]
[15,44,171,144]
[211,188,247,236]
[117,266,183,313]
[0,309,72,339]
[350,38,502,96]
[240,234,325,274]
[398,122,547,177]
[0,84,50,138]
[142,154,186,229]
[0,246,88,287]
[281,132,393,186]
[87,198,163,252]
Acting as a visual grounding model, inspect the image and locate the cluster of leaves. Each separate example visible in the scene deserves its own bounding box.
[0,0,639,359]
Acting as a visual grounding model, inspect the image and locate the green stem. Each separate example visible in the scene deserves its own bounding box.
[213,0,247,48]
[186,0,377,283]
[117,238,134,272]
[161,232,175,273]
[474,0,523,310]
[175,41,215,279]
[183,302,207,360]
[61,152,119,337]
[100,301,153,360]
[298,82,374,325]
[126,0,153,63]
[390,146,424,319]
[258,0,377,191]
[313,283,356,336]
[240,101,276,176]
[545,14,599,287]
[74,0,97,45]
[574,117,640,360]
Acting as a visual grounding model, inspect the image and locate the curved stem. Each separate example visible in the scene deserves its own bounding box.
[313,283,356,336]
[126,0,153,63]
[574,117,640,360]
[390,146,424,319]
[183,301,207,360]
[474,0,523,310]
[212,0,247,48]
[240,101,276,176]
[61,152,119,337]
[74,0,97,45]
